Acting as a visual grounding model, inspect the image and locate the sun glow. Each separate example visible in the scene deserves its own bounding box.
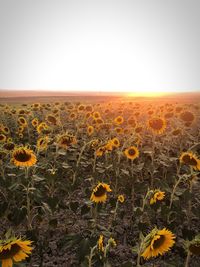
[126,90,169,98]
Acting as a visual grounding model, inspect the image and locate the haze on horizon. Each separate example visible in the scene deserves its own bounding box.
[0,0,200,96]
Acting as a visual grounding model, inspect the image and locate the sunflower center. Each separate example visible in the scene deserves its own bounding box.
[189,244,200,255]
[0,243,21,259]
[152,235,165,249]
[94,185,107,197]
[182,155,198,166]
[188,157,198,166]
[39,139,45,145]
[14,150,32,162]
[128,149,136,156]
[20,118,25,124]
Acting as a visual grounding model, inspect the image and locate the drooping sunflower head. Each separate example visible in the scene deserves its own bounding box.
[12,147,37,167]
[97,235,104,252]
[0,236,33,267]
[114,116,124,125]
[37,136,49,151]
[188,235,200,256]
[3,142,15,151]
[108,237,117,248]
[150,190,165,205]
[90,182,112,203]
[141,227,175,259]
[124,146,139,160]
[179,152,200,171]
[148,117,166,134]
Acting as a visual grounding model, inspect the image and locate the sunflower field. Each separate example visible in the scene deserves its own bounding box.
[0,97,200,267]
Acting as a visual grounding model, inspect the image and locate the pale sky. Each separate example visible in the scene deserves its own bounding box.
[0,0,200,94]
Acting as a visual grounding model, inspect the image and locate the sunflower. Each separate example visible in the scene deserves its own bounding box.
[3,142,15,151]
[87,125,94,136]
[180,111,195,122]
[171,128,182,136]
[127,117,136,127]
[117,194,125,203]
[18,133,23,139]
[150,190,165,205]
[2,127,10,135]
[31,118,39,128]
[104,141,113,152]
[148,117,166,134]
[36,122,49,134]
[46,114,58,125]
[18,126,24,133]
[179,152,200,171]
[135,126,143,133]
[18,117,27,127]
[97,235,104,252]
[93,111,101,119]
[188,235,200,256]
[57,134,77,149]
[85,112,91,119]
[0,134,6,143]
[90,182,112,203]
[111,137,120,148]
[95,146,107,157]
[108,237,117,248]
[85,105,93,112]
[0,237,33,267]
[124,146,139,160]
[37,136,49,151]
[115,127,124,135]
[69,112,77,120]
[77,104,85,112]
[96,118,104,124]
[141,228,175,259]
[12,147,37,167]
[114,116,124,125]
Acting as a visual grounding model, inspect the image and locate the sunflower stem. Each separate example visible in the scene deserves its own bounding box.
[169,175,184,209]
[184,250,191,267]
[187,168,194,228]
[88,245,97,267]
